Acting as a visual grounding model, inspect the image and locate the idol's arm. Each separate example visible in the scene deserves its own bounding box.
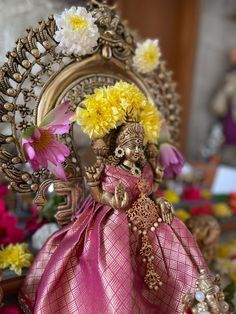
[84,165,129,209]
[149,163,174,225]
[146,143,165,194]
[151,164,164,194]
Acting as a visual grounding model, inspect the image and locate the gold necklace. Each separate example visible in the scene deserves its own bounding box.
[121,162,141,177]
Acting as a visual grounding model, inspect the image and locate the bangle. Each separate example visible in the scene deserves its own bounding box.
[87,181,100,187]
[154,178,162,184]
[155,167,164,177]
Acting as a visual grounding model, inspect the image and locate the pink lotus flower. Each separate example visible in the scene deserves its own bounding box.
[22,101,73,180]
[159,143,184,178]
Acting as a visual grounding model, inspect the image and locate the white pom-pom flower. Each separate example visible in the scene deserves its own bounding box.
[54,6,99,56]
[133,39,161,74]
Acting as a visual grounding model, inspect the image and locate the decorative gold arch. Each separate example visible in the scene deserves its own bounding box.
[0,1,180,213]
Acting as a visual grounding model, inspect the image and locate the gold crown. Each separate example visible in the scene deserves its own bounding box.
[117,122,144,147]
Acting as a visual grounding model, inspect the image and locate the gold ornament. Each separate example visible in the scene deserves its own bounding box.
[117,122,144,147]
[182,269,231,314]
[114,146,125,158]
[186,215,220,264]
[126,178,162,290]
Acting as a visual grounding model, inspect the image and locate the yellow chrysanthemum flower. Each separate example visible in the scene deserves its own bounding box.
[113,81,147,120]
[216,244,233,259]
[215,240,236,283]
[72,87,124,139]
[216,258,236,283]
[139,99,162,143]
[0,243,33,275]
[163,189,180,204]
[175,209,191,222]
[72,81,162,143]
[133,39,161,74]
[213,203,232,218]
[201,189,212,200]
[217,239,236,259]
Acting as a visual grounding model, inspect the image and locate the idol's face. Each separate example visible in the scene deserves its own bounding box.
[123,138,144,163]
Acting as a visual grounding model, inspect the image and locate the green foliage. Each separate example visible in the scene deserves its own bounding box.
[223,282,236,311]
[39,194,64,222]
[212,194,230,202]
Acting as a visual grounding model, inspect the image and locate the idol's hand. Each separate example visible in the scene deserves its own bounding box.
[111,182,129,209]
[155,197,174,224]
[84,164,104,186]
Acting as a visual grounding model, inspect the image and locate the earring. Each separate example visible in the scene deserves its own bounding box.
[115,146,125,158]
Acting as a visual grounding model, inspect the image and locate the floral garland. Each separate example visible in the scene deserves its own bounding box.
[72,81,162,143]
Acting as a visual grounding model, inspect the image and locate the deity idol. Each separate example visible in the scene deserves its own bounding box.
[19,82,230,314]
[0,3,230,313]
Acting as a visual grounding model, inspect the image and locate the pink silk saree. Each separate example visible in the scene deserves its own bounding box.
[20,164,207,314]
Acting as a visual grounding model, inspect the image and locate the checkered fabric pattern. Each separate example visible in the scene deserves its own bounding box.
[20,165,207,314]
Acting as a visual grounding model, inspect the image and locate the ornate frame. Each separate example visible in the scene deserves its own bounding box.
[0,0,180,211]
